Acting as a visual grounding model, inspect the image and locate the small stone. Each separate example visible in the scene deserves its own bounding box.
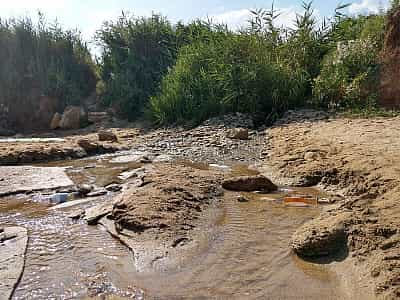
[226,128,249,140]
[68,209,85,220]
[78,184,93,196]
[98,130,118,142]
[105,184,122,192]
[304,151,319,161]
[237,195,249,202]
[77,139,98,153]
[317,198,333,205]
[139,156,152,164]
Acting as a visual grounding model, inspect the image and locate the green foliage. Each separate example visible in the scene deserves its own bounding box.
[97,13,177,120]
[313,39,380,109]
[0,14,96,129]
[98,2,388,124]
[150,34,308,125]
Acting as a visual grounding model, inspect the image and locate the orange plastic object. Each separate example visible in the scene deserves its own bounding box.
[283,196,317,206]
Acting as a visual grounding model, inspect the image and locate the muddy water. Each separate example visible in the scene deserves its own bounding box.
[0,154,342,299]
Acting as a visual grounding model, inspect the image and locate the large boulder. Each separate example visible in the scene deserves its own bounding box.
[50,112,62,130]
[59,106,87,130]
[222,175,277,192]
[291,213,351,257]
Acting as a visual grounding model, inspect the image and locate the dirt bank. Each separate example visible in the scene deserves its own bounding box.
[0,130,133,165]
[263,111,400,299]
[85,162,225,271]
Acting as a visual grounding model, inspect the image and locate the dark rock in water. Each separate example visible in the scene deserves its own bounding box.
[291,213,351,257]
[98,130,118,142]
[105,184,122,192]
[222,175,277,192]
[0,128,16,137]
[226,128,249,140]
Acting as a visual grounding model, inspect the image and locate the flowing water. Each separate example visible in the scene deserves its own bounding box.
[0,153,342,299]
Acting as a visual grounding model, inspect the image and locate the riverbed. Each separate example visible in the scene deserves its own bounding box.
[0,150,344,299]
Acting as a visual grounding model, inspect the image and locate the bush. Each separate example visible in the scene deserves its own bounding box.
[97,13,178,120]
[312,38,380,109]
[150,34,308,125]
[0,14,96,129]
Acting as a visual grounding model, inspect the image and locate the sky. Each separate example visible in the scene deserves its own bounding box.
[0,0,388,50]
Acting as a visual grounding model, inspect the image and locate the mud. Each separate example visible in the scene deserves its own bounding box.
[264,111,400,299]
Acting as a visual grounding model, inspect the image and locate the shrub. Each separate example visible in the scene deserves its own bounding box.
[150,34,308,125]
[312,38,380,109]
[97,13,178,120]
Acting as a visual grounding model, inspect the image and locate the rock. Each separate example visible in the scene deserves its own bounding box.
[237,195,250,202]
[78,184,93,196]
[222,175,277,192]
[139,156,152,163]
[84,203,113,225]
[304,151,319,161]
[291,213,351,257]
[118,168,145,181]
[77,139,98,153]
[105,184,122,192]
[0,227,28,300]
[98,130,118,142]
[68,209,85,220]
[226,128,249,140]
[50,112,62,130]
[60,106,87,130]
[0,128,16,137]
[87,188,108,197]
[0,166,74,197]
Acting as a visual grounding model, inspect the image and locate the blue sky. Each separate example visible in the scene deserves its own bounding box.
[0,0,387,46]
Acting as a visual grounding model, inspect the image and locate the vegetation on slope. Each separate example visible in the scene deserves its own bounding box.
[0,14,96,129]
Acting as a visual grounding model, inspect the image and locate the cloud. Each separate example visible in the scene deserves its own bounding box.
[348,0,384,15]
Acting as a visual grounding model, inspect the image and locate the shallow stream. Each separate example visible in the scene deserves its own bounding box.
[0,152,342,299]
